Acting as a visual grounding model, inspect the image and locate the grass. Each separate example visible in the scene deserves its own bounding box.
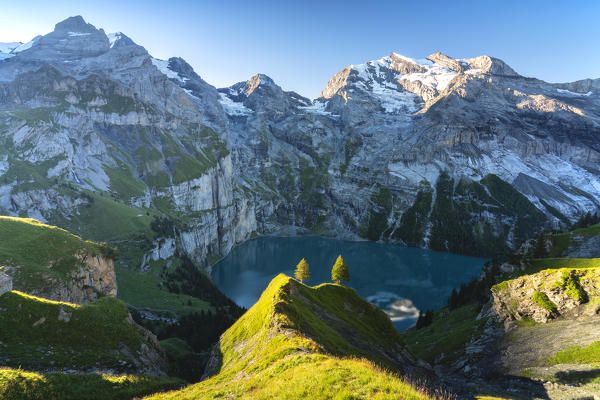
[160,338,195,361]
[0,368,183,400]
[0,291,150,371]
[0,216,105,292]
[115,259,212,316]
[529,258,600,271]
[544,341,600,365]
[145,274,439,400]
[557,270,587,302]
[554,368,600,385]
[516,316,537,327]
[50,190,156,242]
[105,163,147,199]
[532,290,557,313]
[548,223,600,257]
[401,304,488,364]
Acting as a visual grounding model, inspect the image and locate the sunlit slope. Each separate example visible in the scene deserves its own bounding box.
[148,274,437,400]
[0,290,164,374]
[0,216,114,296]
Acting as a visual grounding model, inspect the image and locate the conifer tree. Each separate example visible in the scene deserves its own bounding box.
[331,255,350,285]
[533,231,548,259]
[294,258,310,284]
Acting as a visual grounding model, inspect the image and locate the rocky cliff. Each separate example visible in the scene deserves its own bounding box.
[0,216,117,304]
[0,271,12,296]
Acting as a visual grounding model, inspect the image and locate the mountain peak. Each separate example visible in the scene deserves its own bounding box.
[426,52,464,72]
[465,55,520,77]
[243,73,275,95]
[53,16,98,34]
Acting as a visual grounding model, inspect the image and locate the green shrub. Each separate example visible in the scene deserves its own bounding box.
[532,291,558,313]
[558,270,587,302]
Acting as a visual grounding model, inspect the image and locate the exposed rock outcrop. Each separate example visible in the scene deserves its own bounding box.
[6,250,117,304]
[0,271,12,296]
[491,268,600,326]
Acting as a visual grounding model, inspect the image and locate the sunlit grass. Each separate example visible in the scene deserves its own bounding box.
[0,367,183,400]
[145,274,443,399]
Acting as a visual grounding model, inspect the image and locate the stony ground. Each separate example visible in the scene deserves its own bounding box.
[501,315,600,375]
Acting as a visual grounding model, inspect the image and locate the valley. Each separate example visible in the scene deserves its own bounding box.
[0,13,599,400]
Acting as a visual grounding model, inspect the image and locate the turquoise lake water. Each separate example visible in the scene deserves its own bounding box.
[211,236,487,330]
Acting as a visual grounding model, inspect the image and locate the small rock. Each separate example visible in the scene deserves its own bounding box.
[32,317,46,327]
[58,307,72,322]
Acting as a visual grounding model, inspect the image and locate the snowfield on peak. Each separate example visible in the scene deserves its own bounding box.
[298,101,336,116]
[107,32,122,48]
[218,93,253,116]
[11,36,40,53]
[151,58,188,83]
[0,42,21,54]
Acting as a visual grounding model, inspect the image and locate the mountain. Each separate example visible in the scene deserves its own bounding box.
[1,15,599,270]
[1,15,600,373]
[216,51,600,256]
[145,274,436,399]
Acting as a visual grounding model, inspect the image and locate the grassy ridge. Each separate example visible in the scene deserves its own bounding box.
[147,274,436,400]
[0,368,183,400]
[0,291,150,371]
[0,216,108,293]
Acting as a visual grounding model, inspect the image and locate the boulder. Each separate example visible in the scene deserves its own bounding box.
[0,272,12,296]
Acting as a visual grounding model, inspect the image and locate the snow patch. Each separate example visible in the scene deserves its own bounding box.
[371,80,420,114]
[151,58,188,83]
[107,32,122,48]
[218,93,253,116]
[556,88,593,97]
[350,52,459,105]
[299,101,334,116]
[0,42,21,54]
[68,32,91,37]
[12,36,40,53]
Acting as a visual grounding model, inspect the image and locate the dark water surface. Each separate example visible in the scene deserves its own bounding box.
[211,236,487,329]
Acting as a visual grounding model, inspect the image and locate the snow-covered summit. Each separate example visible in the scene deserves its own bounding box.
[319,52,465,106]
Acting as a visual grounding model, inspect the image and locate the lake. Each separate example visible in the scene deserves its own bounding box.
[211,236,487,330]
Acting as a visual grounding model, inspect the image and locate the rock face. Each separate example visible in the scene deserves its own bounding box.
[0,15,599,268]
[5,250,117,304]
[0,271,12,296]
[491,268,600,325]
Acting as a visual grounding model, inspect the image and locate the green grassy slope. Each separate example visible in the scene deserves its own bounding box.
[401,304,489,364]
[0,216,111,293]
[547,222,600,257]
[0,291,157,372]
[146,274,438,400]
[0,368,183,400]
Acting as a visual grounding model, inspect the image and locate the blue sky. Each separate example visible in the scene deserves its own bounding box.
[1,0,598,98]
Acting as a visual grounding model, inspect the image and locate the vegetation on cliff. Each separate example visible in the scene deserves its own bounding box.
[0,216,115,294]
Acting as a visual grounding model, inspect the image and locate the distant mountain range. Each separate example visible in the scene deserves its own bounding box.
[1,15,599,266]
